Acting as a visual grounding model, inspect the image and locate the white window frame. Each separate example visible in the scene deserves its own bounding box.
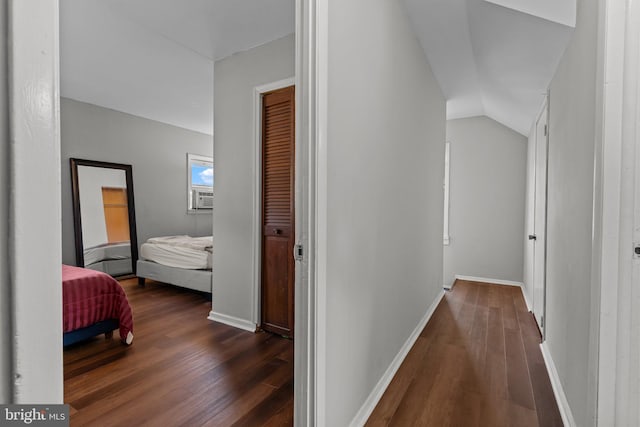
[187,153,213,212]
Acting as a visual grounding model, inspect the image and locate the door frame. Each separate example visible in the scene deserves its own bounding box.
[523,114,536,312]
[594,0,640,423]
[4,0,64,403]
[294,0,328,424]
[252,77,296,328]
[532,96,549,338]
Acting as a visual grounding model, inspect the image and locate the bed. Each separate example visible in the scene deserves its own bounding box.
[136,235,212,293]
[63,264,134,346]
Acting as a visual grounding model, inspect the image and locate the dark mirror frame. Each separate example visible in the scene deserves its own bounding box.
[70,158,139,276]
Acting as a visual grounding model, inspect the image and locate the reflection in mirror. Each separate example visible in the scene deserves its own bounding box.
[71,159,138,277]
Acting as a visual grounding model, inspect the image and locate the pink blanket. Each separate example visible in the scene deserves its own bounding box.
[62,264,134,343]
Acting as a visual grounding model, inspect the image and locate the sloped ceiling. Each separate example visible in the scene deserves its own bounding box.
[60,0,294,135]
[404,0,575,135]
[62,0,572,137]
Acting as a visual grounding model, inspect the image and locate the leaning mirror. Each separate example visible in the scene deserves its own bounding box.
[70,158,138,277]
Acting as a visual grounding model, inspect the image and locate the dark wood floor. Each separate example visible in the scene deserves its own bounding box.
[366,280,563,427]
[64,278,293,427]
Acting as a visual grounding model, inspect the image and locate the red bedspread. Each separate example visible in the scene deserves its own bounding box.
[62,264,134,343]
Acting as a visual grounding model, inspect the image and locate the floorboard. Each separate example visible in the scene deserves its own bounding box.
[366,280,562,427]
[64,278,293,427]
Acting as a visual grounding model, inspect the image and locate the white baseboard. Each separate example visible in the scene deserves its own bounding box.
[443,280,455,290]
[349,290,445,427]
[540,342,576,427]
[520,286,533,312]
[208,311,257,333]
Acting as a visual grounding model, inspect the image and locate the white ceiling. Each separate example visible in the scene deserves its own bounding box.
[62,0,573,137]
[404,0,574,135]
[60,0,294,135]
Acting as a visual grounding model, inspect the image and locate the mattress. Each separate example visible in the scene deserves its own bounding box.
[147,235,212,251]
[84,242,131,265]
[62,264,134,344]
[140,235,212,270]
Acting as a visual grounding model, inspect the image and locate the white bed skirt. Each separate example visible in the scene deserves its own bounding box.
[136,260,212,293]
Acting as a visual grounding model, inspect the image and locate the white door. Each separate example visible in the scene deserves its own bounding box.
[633,71,640,424]
[532,102,548,334]
[523,124,536,312]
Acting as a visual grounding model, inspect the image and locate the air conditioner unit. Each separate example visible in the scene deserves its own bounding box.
[192,189,213,209]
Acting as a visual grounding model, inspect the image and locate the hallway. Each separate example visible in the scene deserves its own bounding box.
[366,280,562,426]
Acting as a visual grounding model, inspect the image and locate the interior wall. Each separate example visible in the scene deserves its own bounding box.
[324,0,446,424]
[0,0,9,402]
[60,98,213,265]
[443,116,527,288]
[212,34,294,323]
[545,0,600,424]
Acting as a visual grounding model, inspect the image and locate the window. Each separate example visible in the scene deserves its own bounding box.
[187,153,213,211]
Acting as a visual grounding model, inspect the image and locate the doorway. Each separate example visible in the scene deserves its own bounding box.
[259,84,295,338]
[6,1,320,422]
[531,99,549,335]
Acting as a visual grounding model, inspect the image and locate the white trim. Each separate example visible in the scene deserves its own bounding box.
[251,76,295,326]
[8,0,63,403]
[313,0,329,423]
[531,97,549,338]
[540,342,576,427]
[521,286,533,313]
[443,276,456,290]
[349,290,445,427]
[293,0,325,424]
[208,311,257,333]
[595,0,640,424]
[0,0,8,401]
[255,77,295,96]
[594,0,624,421]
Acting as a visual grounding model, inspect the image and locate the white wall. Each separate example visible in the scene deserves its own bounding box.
[77,166,127,248]
[545,0,600,424]
[443,116,527,287]
[61,98,213,265]
[60,0,215,135]
[323,0,446,424]
[0,0,9,402]
[9,0,63,403]
[212,34,294,323]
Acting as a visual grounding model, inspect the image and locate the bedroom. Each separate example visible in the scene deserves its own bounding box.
[59,0,297,424]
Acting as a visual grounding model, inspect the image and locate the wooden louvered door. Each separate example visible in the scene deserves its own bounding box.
[261,85,295,337]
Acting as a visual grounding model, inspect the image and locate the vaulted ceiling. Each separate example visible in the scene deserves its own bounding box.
[60,0,294,135]
[403,0,575,135]
[61,0,573,137]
